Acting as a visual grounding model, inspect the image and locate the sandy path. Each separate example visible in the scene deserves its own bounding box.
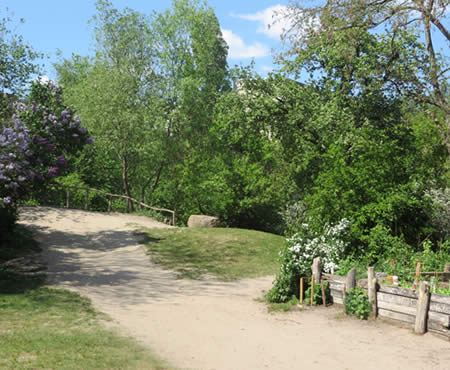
[19,206,449,370]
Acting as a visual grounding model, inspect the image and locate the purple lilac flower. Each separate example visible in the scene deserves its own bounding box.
[48,167,59,178]
[55,156,67,168]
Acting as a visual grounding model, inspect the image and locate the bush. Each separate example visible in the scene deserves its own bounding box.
[345,286,371,320]
[266,219,349,303]
[304,280,331,305]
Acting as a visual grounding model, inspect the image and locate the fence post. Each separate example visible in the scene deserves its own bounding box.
[312,257,321,283]
[368,266,378,318]
[66,188,70,208]
[346,268,356,293]
[85,190,89,210]
[108,196,112,213]
[414,281,430,334]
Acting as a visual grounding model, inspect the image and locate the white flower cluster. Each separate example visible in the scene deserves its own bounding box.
[284,218,350,275]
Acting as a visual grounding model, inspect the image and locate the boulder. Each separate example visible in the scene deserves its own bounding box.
[187,215,220,228]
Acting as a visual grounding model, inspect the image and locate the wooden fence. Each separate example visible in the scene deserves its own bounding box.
[49,183,176,226]
[309,258,450,340]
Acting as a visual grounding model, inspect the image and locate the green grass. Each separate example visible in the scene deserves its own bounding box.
[140,227,284,280]
[255,296,302,313]
[1,225,172,370]
[0,287,171,369]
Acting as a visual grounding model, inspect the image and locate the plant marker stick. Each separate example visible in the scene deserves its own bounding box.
[414,262,421,290]
[300,277,304,304]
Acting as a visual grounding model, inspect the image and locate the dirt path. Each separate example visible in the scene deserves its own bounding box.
[19,206,449,370]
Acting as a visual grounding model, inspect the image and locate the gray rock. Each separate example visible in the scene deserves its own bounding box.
[187,215,220,228]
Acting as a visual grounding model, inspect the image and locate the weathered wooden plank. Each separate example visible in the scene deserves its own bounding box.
[377,291,417,308]
[415,281,431,334]
[428,328,450,340]
[378,308,415,324]
[378,301,416,316]
[332,296,344,305]
[378,284,418,299]
[428,320,450,335]
[329,280,344,287]
[428,312,450,328]
[430,293,450,305]
[429,301,450,315]
[323,273,345,282]
[330,288,343,298]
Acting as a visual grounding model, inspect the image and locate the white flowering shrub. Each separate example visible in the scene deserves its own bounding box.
[266,219,350,302]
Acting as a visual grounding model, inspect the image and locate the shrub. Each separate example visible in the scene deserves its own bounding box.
[266,219,349,302]
[304,280,331,305]
[345,286,371,320]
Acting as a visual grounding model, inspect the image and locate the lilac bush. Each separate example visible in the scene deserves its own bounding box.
[1,79,92,234]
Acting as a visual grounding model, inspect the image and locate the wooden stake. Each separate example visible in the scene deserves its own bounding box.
[368,266,378,318]
[300,277,304,304]
[85,189,89,210]
[414,281,430,335]
[66,188,70,208]
[346,268,356,293]
[108,196,112,212]
[312,257,322,284]
[414,262,421,290]
[321,280,326,307]
[311,275,315,306]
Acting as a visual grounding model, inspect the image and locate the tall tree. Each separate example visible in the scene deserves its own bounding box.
[281,0,449,149]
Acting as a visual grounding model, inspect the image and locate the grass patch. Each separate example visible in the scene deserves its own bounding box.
[255,296,302,313]
[140,227,284,280]
[0,287,171,369]
[1,225,172,369]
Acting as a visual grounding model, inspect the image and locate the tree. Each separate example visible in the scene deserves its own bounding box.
[57,1,161,210]
[281,0,449,150]
[57,0,230,216]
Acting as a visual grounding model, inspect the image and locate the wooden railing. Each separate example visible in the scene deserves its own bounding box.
[49,183,176,226]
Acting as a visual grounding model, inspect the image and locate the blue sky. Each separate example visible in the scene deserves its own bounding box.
[1,0,290,79]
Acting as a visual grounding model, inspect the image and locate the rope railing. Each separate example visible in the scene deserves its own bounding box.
[49,183,176,226]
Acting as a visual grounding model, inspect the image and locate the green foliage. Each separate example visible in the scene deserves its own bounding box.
[304,280,331,305]
[267,219,349,303]
[345,286,371,320]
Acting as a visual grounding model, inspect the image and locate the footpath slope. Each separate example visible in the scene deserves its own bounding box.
[19,206,450,370]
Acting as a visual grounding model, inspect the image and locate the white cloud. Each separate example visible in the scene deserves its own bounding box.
[221,29,269,59]
[235,5,290,40]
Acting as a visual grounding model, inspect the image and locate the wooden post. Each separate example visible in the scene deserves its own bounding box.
[66,188,70,208]
[312,257,322,284]
[368,266,378,318]
[311,276,315,306]
[172,212,176,226]
[85,190,89,210]
[321,280,326,307]
[346,268,356,293]
[300,277,304,304]
[415,281,430,334]
[108,196,112,212]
